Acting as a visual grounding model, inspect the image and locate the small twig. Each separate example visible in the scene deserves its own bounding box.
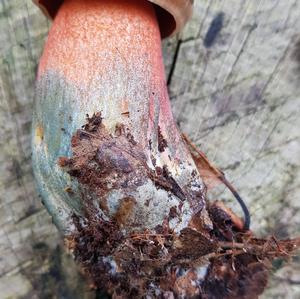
[130,233,173,240]
[78,129,99,139]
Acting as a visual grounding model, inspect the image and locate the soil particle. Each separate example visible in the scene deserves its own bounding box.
[114,197,137,227]
[168,206,178,220]
[96,141,133,174]
[158,126,168,152]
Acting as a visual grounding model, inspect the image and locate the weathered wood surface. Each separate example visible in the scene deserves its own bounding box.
[0,0,299,298]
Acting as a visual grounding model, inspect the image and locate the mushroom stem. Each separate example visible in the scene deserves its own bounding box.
[33,0,208,233]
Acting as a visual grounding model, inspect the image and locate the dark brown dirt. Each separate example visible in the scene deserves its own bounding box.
[67,201,299,298]
[61,113,300,299]
[157,126,168,153]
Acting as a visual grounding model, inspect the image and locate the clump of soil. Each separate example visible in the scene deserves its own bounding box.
[61,113,300,298]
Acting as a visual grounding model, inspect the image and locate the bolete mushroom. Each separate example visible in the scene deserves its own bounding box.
[32,0,278,297]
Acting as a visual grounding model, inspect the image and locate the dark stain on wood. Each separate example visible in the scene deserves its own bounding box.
[204,12,225,48]
[11,158,23,185]
[292,37,300,75]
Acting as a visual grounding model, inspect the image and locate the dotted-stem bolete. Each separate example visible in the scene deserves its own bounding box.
[32,1,274,297]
